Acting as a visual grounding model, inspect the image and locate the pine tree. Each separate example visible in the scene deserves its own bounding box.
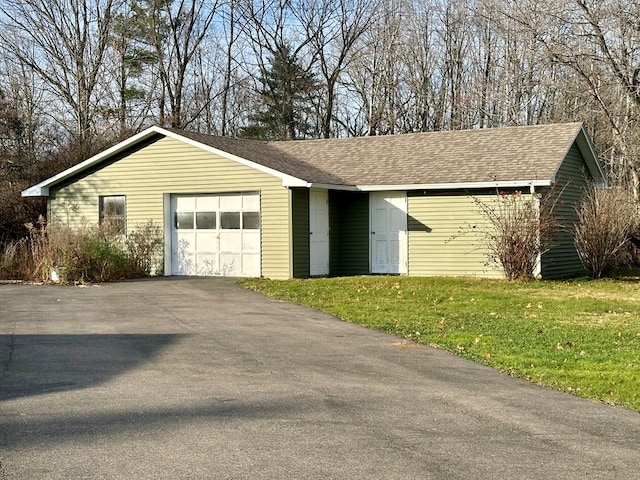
[243,44,318,140]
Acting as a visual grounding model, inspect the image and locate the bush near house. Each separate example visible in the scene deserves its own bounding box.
[573,185,640,279]
[473,190,559,281]
[0,218,163,283]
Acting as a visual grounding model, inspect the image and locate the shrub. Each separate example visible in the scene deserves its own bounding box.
[125,220,164,275]
[573,185,640,279]
[0,238,33,280]
[0,217,163,283]
[474,190,560,281]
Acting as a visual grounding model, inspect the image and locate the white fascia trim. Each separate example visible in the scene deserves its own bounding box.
[303,180,551,192]
[356,180,552,192]
[22,126,163,197]
[306,183,359,191]
[157,128,309,188]
[22,125,312,196]
[22,185,50,197]
[549,125,607,188]
[578,125,607,187]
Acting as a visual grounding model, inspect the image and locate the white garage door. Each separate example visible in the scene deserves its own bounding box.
[171,193,260,277]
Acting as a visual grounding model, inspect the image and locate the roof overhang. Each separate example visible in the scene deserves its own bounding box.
[355,180,552,191]
[306,180,552,192]
[22,126,311,197]
[22,127,163,197]
[551,124,607,188]
[23,122,606,198]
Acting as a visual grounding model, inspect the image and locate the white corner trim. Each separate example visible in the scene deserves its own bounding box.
[163,193,172,276]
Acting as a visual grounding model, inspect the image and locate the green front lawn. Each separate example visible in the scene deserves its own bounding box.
[241,275,640,412]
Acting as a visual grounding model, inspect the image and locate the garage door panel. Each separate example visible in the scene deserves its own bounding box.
[176,196,195,211]
[242,254,260,276]
[197,195,218,211]
[195,231,218,252]
[219,254,242,275]
[175,231,195,251]
[220,231,242,252]
[243,194,260,210]
[242,231,260,252]
[196,253,218,276]
[220,194,242,210]
[174,244,194,275]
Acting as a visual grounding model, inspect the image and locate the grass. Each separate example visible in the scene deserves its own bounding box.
[241,274,640,412]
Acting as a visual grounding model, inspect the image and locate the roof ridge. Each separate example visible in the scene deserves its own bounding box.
[167,121,585,146]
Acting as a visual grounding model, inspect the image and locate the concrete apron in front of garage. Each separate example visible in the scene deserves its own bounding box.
[0,277,639,480]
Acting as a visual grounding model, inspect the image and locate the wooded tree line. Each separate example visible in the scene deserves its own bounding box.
[1,0,640,239]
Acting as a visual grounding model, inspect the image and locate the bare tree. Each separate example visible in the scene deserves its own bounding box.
[144,0,219,128]
[343,0,405,135]
[513,0,640,190]
[438,0,472,130]
[303,0,378,137]
[0,0,118,152]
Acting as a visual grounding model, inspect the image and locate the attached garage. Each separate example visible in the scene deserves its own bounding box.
[170,192,261,277]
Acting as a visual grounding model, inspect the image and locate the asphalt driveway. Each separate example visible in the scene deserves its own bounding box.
[0,278,639,479]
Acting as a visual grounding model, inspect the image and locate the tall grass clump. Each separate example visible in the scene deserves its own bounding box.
[0,217,163,283]
[0,238,33,280]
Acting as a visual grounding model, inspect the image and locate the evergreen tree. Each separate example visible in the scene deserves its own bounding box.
[105,0,159,137]
[243,44,318,140]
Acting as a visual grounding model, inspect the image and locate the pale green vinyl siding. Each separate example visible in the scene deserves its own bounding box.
[541,143,590,278]
[48,135,291,279]
[291,188,310,278]
[407,191,504,278]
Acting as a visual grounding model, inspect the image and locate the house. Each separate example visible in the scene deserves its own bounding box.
[22,122,605,279]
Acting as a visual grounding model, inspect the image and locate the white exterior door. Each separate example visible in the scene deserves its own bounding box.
[171,193,260,277]
[370,191,407,274]
[309,189,329,276]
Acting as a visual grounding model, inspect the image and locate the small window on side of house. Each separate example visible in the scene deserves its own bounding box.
[99,195,126,233]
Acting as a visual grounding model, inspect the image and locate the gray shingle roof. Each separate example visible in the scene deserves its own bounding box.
[168,122,586,186]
